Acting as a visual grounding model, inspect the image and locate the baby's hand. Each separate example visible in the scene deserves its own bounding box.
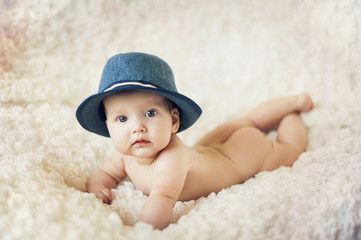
[86,167,119,205]
[95,187,113,204]
[87,183,113,204]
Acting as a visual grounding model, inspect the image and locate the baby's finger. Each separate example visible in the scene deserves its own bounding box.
[101,188,113,204]
[95,190,112,204]
[102,188,112,198]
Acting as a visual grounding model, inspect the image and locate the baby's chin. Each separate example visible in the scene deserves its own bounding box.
[127,149,163,163]
[121,141,170,161]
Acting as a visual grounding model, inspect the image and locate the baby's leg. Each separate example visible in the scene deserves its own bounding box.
[195,94,313,147]
[277,113,307,151]
[261,113,307,171]
[244,94,313,132]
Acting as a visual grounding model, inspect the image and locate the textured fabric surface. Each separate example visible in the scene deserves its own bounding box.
[1,1,361,239]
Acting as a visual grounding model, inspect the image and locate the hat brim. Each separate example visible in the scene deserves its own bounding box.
[76,85,202,137]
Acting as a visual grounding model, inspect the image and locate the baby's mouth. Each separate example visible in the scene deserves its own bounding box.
[132,139,150,146]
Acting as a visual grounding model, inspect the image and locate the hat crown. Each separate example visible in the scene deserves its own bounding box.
[99,52,177,93]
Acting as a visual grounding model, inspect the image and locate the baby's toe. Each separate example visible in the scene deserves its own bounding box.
[303,95,314,112]
[296,94,313,112]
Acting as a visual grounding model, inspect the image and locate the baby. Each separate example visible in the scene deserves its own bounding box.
[76,52,313,230]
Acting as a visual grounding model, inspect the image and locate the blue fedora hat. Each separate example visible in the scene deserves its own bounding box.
[76,52,202,137]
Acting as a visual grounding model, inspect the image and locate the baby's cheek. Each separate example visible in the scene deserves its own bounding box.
[111,136,128,153]
[158,132,173,150]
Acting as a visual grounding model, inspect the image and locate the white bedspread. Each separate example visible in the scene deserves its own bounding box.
[1,1,360,239]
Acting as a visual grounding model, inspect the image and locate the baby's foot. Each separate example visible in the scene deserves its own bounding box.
[293,94,314,112]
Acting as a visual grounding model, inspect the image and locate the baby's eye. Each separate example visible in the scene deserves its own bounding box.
[117,116,128,123]
[145,110,157,118]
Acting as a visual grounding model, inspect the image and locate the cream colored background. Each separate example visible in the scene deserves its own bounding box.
[1,1,360,239]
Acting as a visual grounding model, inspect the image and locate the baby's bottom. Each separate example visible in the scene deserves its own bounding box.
[196,94,312,180]
[204,113,306,180]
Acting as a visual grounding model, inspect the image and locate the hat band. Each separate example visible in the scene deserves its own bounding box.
[103,82,157,93]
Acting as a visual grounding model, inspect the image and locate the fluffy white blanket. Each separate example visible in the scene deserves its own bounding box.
[1,0,361,239]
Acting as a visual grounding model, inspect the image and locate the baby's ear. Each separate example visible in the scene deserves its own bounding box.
[171,108,180,133]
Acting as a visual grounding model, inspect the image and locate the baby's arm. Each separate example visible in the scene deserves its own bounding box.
[86,150,126,204]
[137,148,188,230]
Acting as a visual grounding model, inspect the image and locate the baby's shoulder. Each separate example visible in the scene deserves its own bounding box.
[155,136,192,166]
[109,149,125,168]
[162,135,189,153]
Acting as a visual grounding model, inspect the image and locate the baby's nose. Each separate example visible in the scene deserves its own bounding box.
[132,121,147,134]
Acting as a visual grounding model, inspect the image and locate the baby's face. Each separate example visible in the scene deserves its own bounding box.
[103,91,179,160]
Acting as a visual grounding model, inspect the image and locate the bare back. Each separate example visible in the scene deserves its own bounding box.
[123,127,274,201]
